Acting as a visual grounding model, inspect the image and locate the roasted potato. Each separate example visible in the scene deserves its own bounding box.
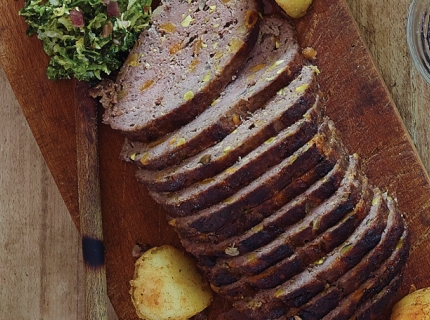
[275,0,314,18]
[130,245,213,320]
[391,287,430,319]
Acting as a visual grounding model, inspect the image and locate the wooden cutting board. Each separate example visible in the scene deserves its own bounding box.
[1,0,430,318]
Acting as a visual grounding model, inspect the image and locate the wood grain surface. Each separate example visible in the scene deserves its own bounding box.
[1,0,430,319]
[0,66,118,320]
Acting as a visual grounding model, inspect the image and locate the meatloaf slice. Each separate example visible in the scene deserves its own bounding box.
[289,193,406,320]
[137,92,322,193]
[148,97,323,215]
[171,118,344,234]
[183,152,349,258]
[121,27,309,170]
[98,0,262,142]
[233,187,388,319]
[212,178,372,299]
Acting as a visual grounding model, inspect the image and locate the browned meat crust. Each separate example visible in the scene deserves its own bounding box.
[323,224,409,320]
[183,151,349,259]
[214,178,372,300]
[171,118,344,232]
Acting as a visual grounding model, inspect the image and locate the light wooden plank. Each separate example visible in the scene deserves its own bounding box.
[0,66,118,320]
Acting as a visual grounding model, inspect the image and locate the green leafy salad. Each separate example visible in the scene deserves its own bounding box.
[19,0,152,82]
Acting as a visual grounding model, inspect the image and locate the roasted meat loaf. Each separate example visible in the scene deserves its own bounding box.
[121,14,306,170]
[323,228,409,320]
[208,172,369,289]
[97,0,262,142]
[196,154,364,287]
[213,177,373,300]
[99,4,410,319]
[223,155,364,272]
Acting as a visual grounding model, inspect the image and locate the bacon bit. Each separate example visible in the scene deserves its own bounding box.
[107,1,120,18]
[70,9,84,28]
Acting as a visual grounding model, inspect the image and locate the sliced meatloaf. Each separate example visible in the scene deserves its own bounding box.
[183,152,349,258]
[121,19,309,170]
[213,179,372,299]
[322,224,409,320]
[149,96,323,215]
[249,184,371,289]
[137,91,322,193]
[289,193,406,320]
[170,118,344,234]
[209,155,343,244]
[221,154,364,274]
[205,157,366,288]
[233,188,388,319]
[98,0,262,142]
[353,274,404,320]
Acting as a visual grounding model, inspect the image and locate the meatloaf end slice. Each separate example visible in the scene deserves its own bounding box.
[97,0,262,142]
[354,274,404,320]
[121,17,308,170]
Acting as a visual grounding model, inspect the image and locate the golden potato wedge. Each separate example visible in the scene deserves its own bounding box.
[130,245,213,320]
[275,0,314,18]
[391,287,430,319]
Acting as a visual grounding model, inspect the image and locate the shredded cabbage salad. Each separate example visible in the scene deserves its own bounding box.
[19,0,152,81]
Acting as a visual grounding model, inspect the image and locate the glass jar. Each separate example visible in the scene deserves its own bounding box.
[407,0,430,84]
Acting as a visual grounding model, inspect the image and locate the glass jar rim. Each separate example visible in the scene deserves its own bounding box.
[407,0,430,85]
